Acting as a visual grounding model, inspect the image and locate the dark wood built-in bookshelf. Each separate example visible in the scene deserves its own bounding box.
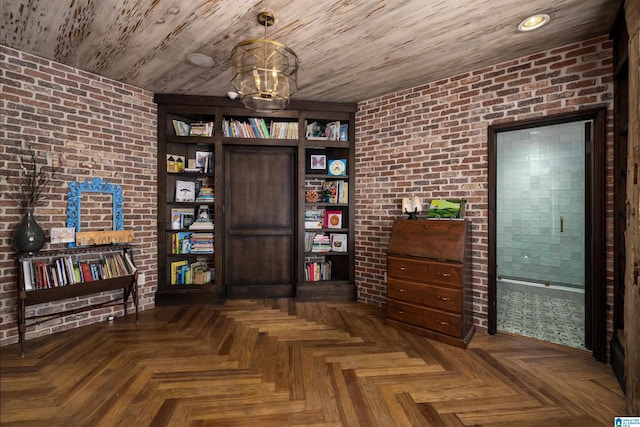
[16,244,138,356]
[154,95,357,304]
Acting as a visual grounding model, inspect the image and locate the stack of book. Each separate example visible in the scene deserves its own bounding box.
[311,233,331,252]
[189,233,214,254]
[189,220,214,230]
[304,209,324,229]
[195,187,214,203]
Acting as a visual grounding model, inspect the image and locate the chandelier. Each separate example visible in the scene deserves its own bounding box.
[230,12,299,112]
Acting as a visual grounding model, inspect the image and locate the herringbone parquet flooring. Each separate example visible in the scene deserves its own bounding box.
[0,299,626,426]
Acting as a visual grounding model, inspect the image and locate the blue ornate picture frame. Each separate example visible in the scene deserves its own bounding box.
[66,178,124,247]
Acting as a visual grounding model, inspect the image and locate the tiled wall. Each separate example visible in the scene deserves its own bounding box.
[0,46,158,347]
[496,121,587,288]
[354,36,614,336]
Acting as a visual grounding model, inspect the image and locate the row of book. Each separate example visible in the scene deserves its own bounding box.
[304,232,347,253]
[222,118,298,139]
[171,232,214,254]
[170,260,214,285]
[21,252,137,291]
[304,260,332,282]
[173,120,214,137]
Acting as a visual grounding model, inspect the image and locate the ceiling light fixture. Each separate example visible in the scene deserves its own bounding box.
[188,53,215,67]
[518,14,550,32]
[230,11,299,112]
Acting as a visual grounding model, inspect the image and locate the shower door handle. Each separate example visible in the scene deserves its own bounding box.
[560,216,564,233]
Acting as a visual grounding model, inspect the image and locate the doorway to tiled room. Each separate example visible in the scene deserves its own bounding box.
[488,109,608,360]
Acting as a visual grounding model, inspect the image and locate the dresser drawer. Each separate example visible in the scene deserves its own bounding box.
[388,256,462,287]
[387,299,461,337]
[387,278,461,311]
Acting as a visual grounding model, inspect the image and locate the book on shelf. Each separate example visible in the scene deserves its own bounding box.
[195,151,214,173]
[304,260,332,281]
[189,121,214,137]
[304,209,324,229]
[339,123,348,141]
[322,180,348,204]
[322,181,338,203]
[175,180,196,202]
[324,210,342,229]
[189,232,214,254]
[326,121,340,141]
[22,252,135,290]
[171,260,214,285]
[310,233,331,252]
[330,233,347,252]
[171,232,192,254]
[171,208,195,230]
[189,219,214,230]
[172,120,191,136]
[21,260,34,290]
[221,118,298,139]
[306,121,343,141]
[338,181,348,204]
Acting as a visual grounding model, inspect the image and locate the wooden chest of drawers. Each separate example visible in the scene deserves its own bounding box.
[385,219,474,348]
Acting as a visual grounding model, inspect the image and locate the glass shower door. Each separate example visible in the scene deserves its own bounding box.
[495,120,590,349]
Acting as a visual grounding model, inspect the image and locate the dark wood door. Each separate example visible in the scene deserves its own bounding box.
[224,145,296,298]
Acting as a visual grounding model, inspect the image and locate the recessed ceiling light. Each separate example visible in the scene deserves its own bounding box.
[188,53,215,67]
[518,14,550,32]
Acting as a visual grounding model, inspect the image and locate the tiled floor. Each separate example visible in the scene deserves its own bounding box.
[497,287,585,349]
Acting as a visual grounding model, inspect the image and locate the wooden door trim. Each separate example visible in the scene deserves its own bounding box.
[487,107,607,361]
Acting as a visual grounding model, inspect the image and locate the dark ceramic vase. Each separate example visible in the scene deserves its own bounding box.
[13,208,45,254]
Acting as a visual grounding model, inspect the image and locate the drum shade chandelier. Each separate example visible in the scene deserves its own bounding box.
[230,11,299,112]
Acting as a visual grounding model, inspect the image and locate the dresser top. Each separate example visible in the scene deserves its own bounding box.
[387,219,468,261]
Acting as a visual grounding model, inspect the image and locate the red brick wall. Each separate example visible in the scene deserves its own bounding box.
[0,46,157,347]
[355,36,614,337]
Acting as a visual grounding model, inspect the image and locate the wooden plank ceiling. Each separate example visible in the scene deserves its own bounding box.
[0,0,620,102]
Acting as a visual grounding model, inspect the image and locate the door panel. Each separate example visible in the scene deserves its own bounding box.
[224,146,296,298]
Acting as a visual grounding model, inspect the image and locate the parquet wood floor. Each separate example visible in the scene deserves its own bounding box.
[0,299,626,426]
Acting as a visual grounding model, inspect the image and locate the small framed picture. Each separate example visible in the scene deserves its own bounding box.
[310,154,326,170]
[50,227,76,244]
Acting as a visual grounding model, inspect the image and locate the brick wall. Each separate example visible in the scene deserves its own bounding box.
[354,36,614,337]
[0,46,157,347]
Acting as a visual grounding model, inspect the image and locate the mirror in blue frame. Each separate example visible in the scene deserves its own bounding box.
[66,177,123,247]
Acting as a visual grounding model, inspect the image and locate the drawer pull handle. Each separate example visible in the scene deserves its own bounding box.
[398,267,407,271]
[437,320,450,326]
[396,310,405,315]
[437,272,451,277]
[395,288,406,293]
[437,296,450,301]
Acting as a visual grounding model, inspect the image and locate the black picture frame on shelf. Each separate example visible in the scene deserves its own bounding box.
[306,149,327,174]
[310,154,326,170]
